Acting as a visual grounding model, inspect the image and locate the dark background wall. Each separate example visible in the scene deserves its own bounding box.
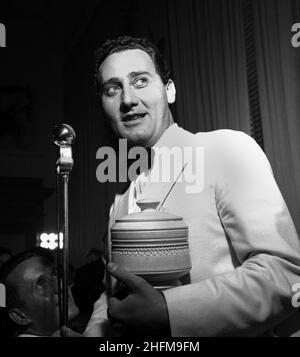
[0,0,299,267]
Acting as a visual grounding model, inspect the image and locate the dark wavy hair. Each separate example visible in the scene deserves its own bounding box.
[94,36,171,94]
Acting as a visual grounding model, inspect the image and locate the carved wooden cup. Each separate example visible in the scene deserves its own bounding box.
[111,199,191,289]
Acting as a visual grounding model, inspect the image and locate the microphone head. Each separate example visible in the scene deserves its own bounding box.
[52,124,76,147]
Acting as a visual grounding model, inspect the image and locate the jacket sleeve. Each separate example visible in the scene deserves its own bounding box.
[163,131,300,336]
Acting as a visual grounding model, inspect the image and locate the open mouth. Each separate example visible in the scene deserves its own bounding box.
[122,113,147,123]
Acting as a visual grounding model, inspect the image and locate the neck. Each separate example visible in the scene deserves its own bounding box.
[144,110,174,148]
[23,325,54,337]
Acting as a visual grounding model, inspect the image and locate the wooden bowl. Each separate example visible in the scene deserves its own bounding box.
[111,199,191,287]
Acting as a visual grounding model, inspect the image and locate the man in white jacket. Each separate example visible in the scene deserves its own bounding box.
[88,35,300,337]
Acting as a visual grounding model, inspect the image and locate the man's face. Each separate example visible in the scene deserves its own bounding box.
[9,256,78,335]
[98,49,175,148]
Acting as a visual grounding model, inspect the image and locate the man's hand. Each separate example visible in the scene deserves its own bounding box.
[107,262,171,337]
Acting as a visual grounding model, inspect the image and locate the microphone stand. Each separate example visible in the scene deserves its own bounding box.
[52,124,75,333]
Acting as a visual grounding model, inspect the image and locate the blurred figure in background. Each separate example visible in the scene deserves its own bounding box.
[0,248,79,337]
[0,247,12,269]
[68,263,76,289]
[71,247,105,333]
[85,248,104,264]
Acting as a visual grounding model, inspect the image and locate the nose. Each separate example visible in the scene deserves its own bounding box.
[120,85,138,113]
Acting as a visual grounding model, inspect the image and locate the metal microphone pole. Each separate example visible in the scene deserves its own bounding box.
[52,124,76,331]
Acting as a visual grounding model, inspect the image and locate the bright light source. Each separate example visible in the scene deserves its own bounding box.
[39,233,63,250]
[59,233,63,249]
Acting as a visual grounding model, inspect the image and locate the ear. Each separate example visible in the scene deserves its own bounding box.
[166,79,176,104]
[9,308,31,326]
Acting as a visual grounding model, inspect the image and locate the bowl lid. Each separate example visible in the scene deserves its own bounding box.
[115,199,183,223]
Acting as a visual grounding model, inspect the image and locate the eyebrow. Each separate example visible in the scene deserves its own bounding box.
[128,71,151,79]
[101,77,121,88]
[101,71,152,88]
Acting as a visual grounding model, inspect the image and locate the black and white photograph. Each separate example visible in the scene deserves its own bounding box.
[0,0,300,346]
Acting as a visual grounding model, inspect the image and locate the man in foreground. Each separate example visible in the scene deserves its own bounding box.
[90,36,300,337]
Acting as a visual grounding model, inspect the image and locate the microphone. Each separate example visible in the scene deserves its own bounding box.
[52,124,76,147]
[52,124,76,174]
[52,124,76,329]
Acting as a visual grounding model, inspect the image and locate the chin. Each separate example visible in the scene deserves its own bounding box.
[122,123,153,143]
[126,130,153,146]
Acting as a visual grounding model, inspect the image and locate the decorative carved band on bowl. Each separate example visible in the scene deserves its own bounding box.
[112,245,190,256]
[111,244,191,282]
